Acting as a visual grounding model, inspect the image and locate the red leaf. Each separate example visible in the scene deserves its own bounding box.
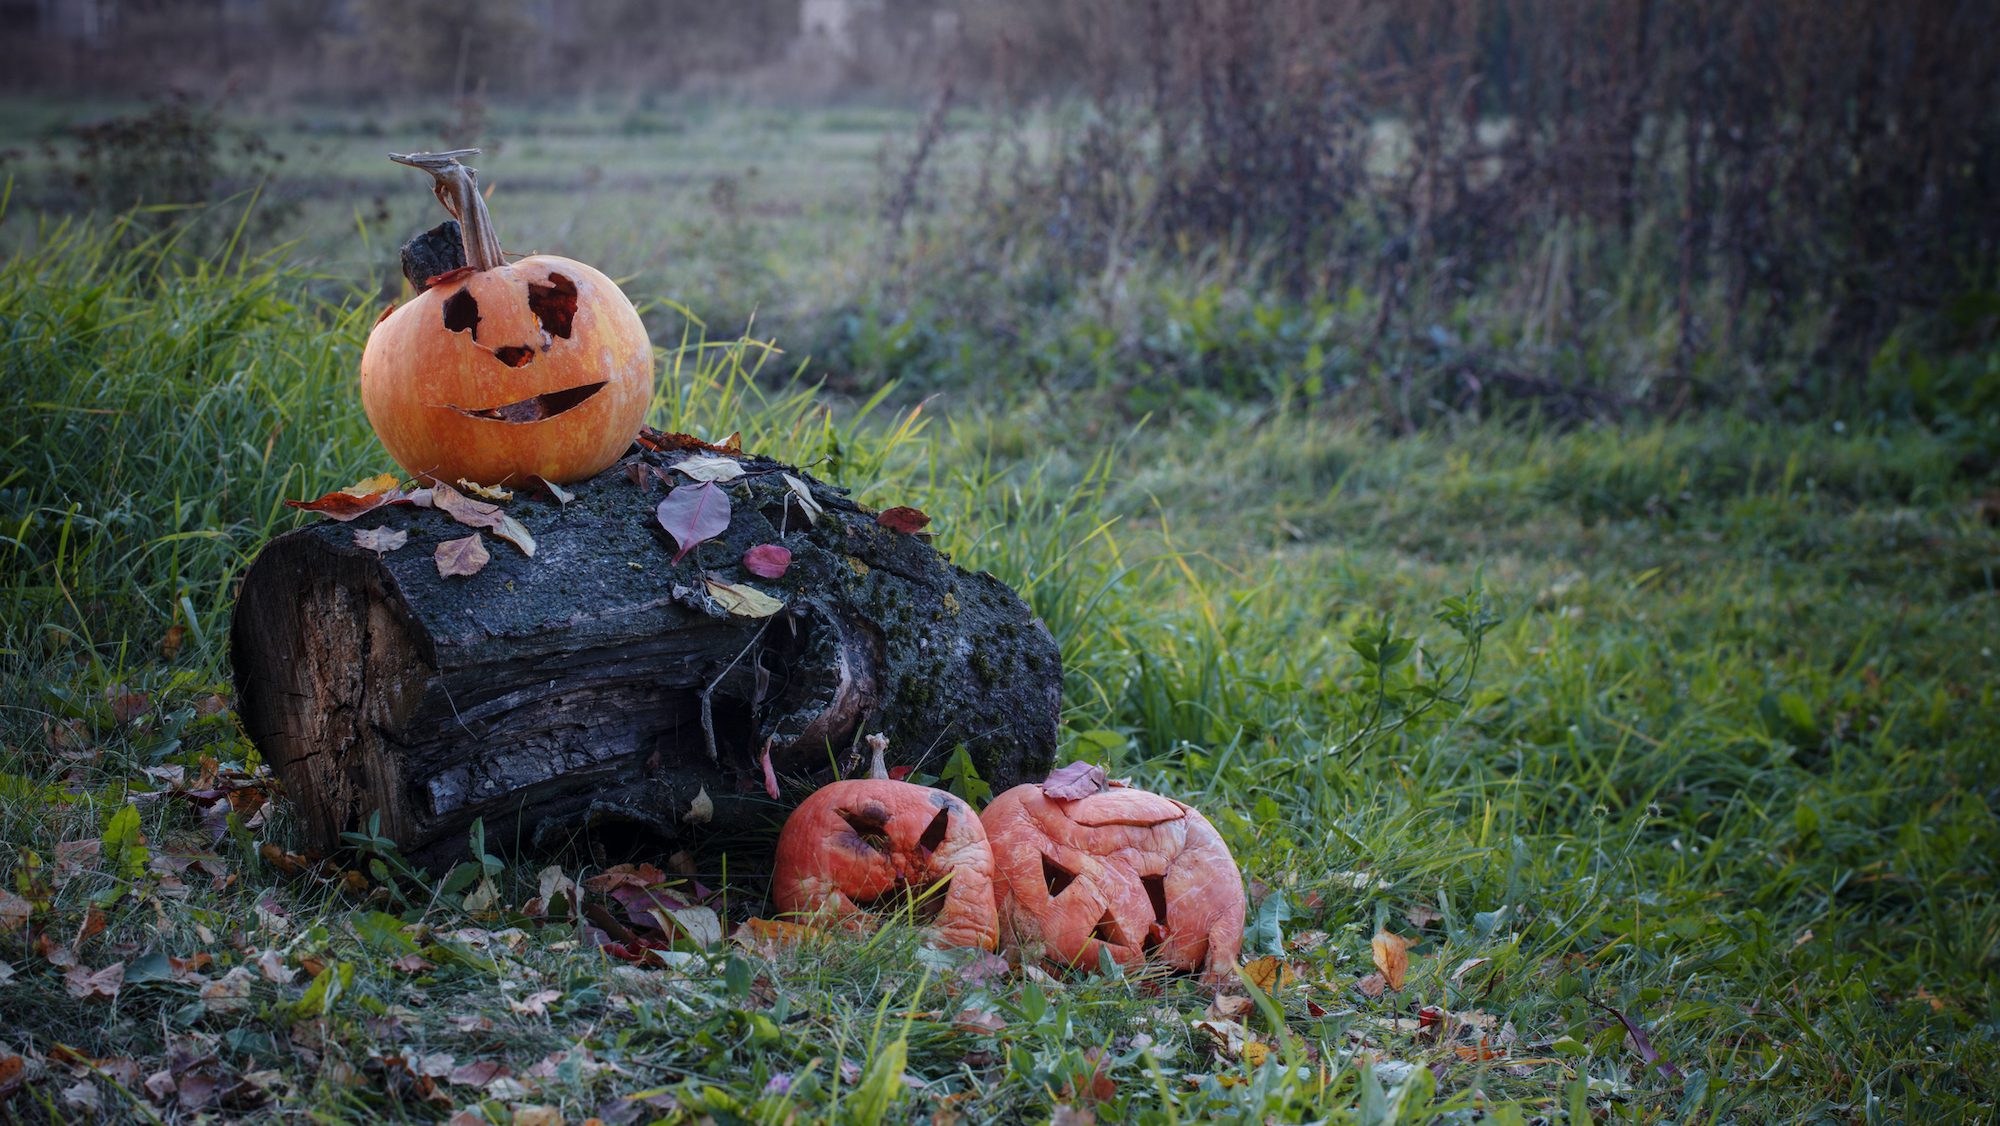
[285,491,390,522]
[742,544,792,579]
[656,482,731,564]
[887,764,915,781]
[876,506,931,534]
[1041,761,1109,800]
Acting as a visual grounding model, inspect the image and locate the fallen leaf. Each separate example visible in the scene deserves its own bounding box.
[0,890,29,932]
[954,1008,1008,1034]
[1355,972,1388,998]
[1589,997,1684,1079]
[352,526,408,555]
[704,577,783,618]
[651,904,723,949]
[1193,1017,1249,1058]
[285,490,392,521]
[877,506,931,534]
[434,534,490,578]
[64,961,124,1000]
[782,473,823,525]
[731,917,818,950]
[345,473,401,496]
[657,482,731,564]
[455,479,513,502]
[1,1054,28,1098]
[1287,929,1331,953]
[672,453,747,482]
[1449,956,1490,982]
[1405,903,1443,929]
[160,623,187,660]
[1240,955,1297,994]
[1371,930,1410,991]
[509,989,562,1016]
[742,544,792,579]
[1041,761,1109,800]
[448,1060,510,1087]
[254,948,295,984]
[685,787,713,824]
[958,950,1011,989]
[390,952,435,974]
[512,1106,561,1126]
[527,476,575,506]
[1205,993,1253,1021]
[432,482,536,557]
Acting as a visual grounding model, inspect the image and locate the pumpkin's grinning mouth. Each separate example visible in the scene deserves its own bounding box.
[449,381,607,423]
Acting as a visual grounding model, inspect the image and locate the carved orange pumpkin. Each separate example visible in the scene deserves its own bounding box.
[361,149,652,485]
[771,736,999,950]
[982,766,1245,981]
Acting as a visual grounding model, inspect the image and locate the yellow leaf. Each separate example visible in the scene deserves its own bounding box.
[1372,929,1411,991]
[705,578,784,618]
[1241,955,1296,994]
[455,478,513,502]
[1240,1040,1272,1068]
[344,473,400,497]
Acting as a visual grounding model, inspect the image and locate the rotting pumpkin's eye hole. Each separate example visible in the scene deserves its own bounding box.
[1042,854,1076,897]
[1090,909,1129,948]
[451,381,606,424]
[528,273,578,339]
[1142,874,1168,924]
[917,808,949,855]
[839,808,893,853]
[442,288,481,336]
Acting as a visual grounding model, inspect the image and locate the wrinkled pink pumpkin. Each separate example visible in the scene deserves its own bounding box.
[982,766,1245,980]
[770,735,999,950]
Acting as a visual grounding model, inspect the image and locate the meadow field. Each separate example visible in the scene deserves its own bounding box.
[1,100,1996,1122]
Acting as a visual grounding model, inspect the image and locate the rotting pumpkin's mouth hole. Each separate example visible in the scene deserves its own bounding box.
[450,381,606,423]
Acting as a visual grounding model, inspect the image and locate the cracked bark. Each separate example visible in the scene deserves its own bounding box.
[232,450,1062,871]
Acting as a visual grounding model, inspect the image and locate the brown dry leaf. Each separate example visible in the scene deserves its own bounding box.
[0,889,29,932]
[0,1054,27,1099]
[434,534,490,578]
[352,526,408,555]
[1449,956,1491,983]
[512,1107,561,1126]
[1241,955,1297,994]
[782,473,823,525]
[390,953,436,974]
[954,1008,1008,1034]
[160,623,187,660]
[1193,1017,1250,1059]
[64,961,124,1000]
[1041,761,1110,800]
[509,988,562,1016]
[1205,992,1253,1022]
[1371,929,1411,991]
[1404,903,1444,929]
[432,482,536,557]
[1355,972,1388,998]
[447,1059,510,1087]
[201,966,256,1012]
[254,949,295,985]
[731,917,818,951]
[1287,929,1331,953]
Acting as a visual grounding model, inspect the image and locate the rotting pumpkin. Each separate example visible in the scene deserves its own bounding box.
[361,149,653,486]
[982,763,1245,982]
[771,734,999,950]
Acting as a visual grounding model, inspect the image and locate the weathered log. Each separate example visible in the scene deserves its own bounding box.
[231,444,1061,870]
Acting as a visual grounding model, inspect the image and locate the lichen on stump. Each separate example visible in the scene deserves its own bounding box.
[231,446,1061,870]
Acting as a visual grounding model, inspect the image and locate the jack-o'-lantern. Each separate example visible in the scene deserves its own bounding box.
[771,735,999,950]
[982,765,1244,981]
[361,149,653,485]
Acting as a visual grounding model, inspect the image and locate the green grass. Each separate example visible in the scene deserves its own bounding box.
[1,114,1998,1122]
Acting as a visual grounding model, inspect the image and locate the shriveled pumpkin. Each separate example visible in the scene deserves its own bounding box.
[982,764,1244,981]
[361,149,653,485]
[771,735,999,950]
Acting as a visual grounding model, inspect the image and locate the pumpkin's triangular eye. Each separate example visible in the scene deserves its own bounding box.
[918,808,949,854]
[839,808,892,853]
[1090,909,1128,948]
[1042,853,1077,897]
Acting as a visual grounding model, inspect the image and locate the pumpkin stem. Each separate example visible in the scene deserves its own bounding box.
[389,148,506,272]
[864,732,890,781]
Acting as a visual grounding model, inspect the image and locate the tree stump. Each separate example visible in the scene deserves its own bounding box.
[231,441,1061,870]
